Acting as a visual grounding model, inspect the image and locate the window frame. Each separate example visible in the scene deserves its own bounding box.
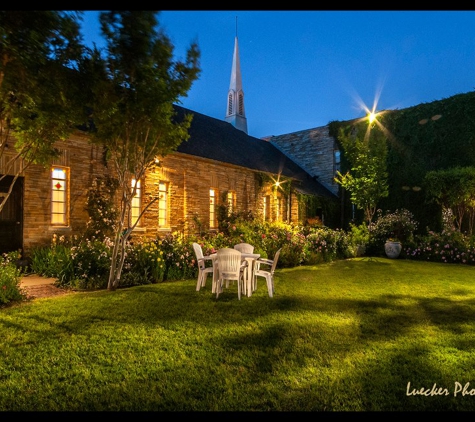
[158,181,169,228]
[209,188,217,229]
[131,178,142,227]
[51,166,69,226]
[227,190,236,216]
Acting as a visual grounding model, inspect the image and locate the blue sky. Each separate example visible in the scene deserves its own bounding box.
[80,10,475,139]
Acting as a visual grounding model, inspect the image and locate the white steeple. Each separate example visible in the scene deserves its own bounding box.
[225,27,248,134]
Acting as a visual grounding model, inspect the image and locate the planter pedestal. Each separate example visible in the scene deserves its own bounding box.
[384,241,402,259]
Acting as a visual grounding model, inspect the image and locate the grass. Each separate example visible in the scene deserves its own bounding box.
[2,257,475,411]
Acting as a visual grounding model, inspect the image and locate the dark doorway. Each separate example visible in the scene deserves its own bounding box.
[0,175,24,254]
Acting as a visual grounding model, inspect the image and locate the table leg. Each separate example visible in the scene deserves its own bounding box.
[245,258,255,297]
[211,257,219,294]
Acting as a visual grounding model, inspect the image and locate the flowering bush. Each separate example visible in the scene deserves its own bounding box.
[30,234,76,279]
[25,209,475,298]
[159,233,197,281]
[84,176,119,240]
[305,227,353,264]
[0,251,26,306]
[31,234,112,289]
[68,237,114,289]
[123,238,166,285]
[405,228,475,265]
[367,209,419,256]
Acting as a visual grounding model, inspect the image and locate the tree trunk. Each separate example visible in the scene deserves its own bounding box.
[107,193,129,290]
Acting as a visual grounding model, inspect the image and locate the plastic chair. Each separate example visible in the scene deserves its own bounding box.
[215,248,247,300]
[254,248,281,298]
[192,243,215,292]
[233,243,255,254]
[233,243,253,289]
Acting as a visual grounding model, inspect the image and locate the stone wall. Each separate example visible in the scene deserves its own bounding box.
[2,132,303,255]
[266,125,340,196]
[139,152,298,239]
[21,133,112,253]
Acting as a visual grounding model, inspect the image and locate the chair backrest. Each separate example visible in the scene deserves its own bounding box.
[217,248,242,279]
[270,248,282,274]
[234,243,254,254]
[192,243,205,268]
[192,242,204,259]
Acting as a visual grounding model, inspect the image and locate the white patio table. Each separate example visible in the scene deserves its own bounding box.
[208,251,260,297]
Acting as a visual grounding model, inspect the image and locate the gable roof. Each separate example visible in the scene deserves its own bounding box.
[173,105,337,199]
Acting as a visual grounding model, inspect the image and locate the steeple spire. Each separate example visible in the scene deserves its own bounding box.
[225,18,248,134]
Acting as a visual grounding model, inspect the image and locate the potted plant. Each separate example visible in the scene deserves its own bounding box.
[384,237,402,259]
[368,209,418,258]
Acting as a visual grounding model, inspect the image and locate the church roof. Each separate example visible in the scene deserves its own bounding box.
[173,105,337,199]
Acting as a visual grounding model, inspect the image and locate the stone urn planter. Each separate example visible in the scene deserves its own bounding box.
[384,240,402,259]
[355,244,366,257]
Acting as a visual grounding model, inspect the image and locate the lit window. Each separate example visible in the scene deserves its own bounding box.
[263,195,270,221]
[210,188,217,229]
[51,167,68,225]
[131,179,141,226]
[227,191,236,215]
[158,181,168,227]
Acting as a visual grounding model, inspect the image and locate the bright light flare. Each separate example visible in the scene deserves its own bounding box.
[268,173,290,191]
[368,111,377,124]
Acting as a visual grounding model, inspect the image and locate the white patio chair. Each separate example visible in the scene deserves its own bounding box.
[254,248,282,298]
[192,242,215,292]
[233,242,255,254]
[233,243,253,290]
[215,248,247,300]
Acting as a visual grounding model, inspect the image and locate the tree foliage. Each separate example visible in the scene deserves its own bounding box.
[81,11,201,290]
[424,166,475,234]
[334,123,389,225]
[0,11,86,212]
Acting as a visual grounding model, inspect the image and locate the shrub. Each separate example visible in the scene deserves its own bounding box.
[367,209,419,255]
[0,251,26,306]
[31,234,113,290]
[68,237,114,289]
[30,234,75,279]
[159,233,197,281]
[346,223,370,257]
[405,228,475,265]
[123,238,166,285]
[84,176,119,241]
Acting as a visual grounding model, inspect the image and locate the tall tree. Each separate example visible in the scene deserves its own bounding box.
[82,11,200,290]
[0,11,86,213]
[334,122,389,226]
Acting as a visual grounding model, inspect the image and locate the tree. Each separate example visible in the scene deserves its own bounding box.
[82,11,201,290]
[334,123,389,226]
[424,166,475,234]
[0,11,86,213]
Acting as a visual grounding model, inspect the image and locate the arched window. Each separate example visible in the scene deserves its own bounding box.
[238,92,244,115]
[228,93,233,115]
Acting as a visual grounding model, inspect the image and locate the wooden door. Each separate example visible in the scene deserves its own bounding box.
[0,175,23,254]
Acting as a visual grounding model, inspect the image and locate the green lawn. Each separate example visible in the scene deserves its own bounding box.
[2,257,475,411]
